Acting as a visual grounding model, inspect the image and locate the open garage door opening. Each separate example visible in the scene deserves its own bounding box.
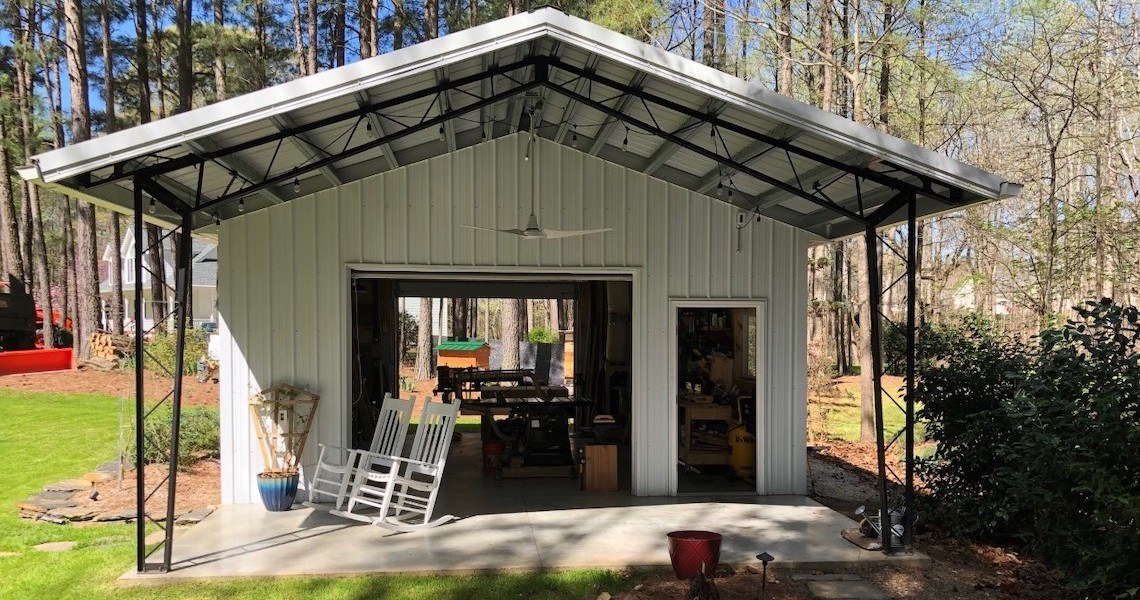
[350,271,633,499]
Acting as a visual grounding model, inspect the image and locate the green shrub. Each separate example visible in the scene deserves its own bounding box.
[130,405,220,470]
[143,329,209,376]
[527,326,559,344]
[917,300,1140,599]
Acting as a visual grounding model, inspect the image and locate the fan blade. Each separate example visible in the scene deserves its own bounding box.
[461,224,528,237]
[541,227,614,239]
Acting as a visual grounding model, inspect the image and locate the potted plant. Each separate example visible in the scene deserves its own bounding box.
[249,384,320,511]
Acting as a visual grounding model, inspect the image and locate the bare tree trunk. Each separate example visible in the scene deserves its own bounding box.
[307,0,318,73]
[820,0,834,111]
[214,0,227,101]
[413,298,433,380]
[425,0,438,38]
[501,299,520,369]
[293,0,306,74]
[777,0,792,95]
[392,0,404,49]
[333,0,346,67]
[102,0,124,335]
[65,0,102,358]
[176,0,193,113]
[0,118,23,282]
[135,0,152,123]
[547,299,558,331]
[359,0,376,58]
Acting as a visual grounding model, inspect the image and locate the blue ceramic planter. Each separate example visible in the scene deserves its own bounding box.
[257,473,299,511]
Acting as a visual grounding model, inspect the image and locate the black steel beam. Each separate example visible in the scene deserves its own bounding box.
[545,80,868,223]
[93,57,539,186]
[161,212,193,569]
[546,57,959,206]
[132,180,146,573]
[865,221,892,553]
[903,196,917,551]
[194,78,542,215]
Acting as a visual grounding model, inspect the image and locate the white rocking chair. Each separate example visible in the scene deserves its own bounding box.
[331,400,460,531]
[305,393,415,510]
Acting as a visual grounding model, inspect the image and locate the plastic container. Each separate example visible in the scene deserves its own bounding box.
[482,440,506,476]
[667,530,722,579]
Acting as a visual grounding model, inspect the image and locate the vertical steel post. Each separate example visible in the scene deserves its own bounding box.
[864,222,891,553]
[903,196,917,551]
[161,213,193,569]
[133,179,146,572]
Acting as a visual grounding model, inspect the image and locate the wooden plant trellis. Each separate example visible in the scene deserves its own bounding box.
[249,384,320,475]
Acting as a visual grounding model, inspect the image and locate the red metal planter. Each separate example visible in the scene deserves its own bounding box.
[667,530,722,579]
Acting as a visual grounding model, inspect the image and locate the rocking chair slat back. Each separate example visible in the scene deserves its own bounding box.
[371,395,415,455]
[408,400,460,473]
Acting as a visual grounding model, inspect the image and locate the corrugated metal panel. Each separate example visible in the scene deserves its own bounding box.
[218,133,807,503]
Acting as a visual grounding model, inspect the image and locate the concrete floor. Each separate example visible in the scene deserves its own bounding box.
[124,436,925,580]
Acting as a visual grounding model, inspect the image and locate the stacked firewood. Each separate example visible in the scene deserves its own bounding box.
[88,331,135,360]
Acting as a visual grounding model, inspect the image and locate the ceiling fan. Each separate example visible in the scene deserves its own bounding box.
[464,123,612,241]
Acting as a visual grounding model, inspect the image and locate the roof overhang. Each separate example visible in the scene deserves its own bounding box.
[18,7,1019,239]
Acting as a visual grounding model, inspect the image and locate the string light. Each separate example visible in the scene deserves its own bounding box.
[622,126,629,152]
[148,197,156,214]
[292,177,301,193]
[238,198,245,213]
[571,124,579,148]
[438,125,446,142]
[716,181,725,197]
[366,121,373,133]
[214,211,221,226]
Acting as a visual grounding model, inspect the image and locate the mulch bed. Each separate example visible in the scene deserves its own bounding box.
[0,369,218,406]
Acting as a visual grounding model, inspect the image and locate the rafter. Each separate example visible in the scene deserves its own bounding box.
[643,99,725,175]
[587,72,648,156]
[184,139,286,205]
[693,133,799,195]
[269,114,343,186]
[436,67,458,152]
[354,91,400,170]
[553,55,600,144]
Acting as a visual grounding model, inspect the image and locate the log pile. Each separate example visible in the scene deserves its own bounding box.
[89,331,135,360]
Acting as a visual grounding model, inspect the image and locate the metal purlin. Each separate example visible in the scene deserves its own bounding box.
[133,177,194,572]
[863,192,918,553]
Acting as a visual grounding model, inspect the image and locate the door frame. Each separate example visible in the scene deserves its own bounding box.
[667,298,768,495]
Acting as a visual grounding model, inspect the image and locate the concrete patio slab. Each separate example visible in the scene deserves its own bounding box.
[121,436,925,581]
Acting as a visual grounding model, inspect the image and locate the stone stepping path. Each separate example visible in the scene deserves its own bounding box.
[796,572,886,600]
[17,461,212,526]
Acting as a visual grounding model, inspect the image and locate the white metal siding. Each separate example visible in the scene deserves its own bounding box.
[218,134,808,503]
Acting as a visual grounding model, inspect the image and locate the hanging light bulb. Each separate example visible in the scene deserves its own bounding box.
[292,177,301,194]
[716,181,725,197]
[238,198,245,213]
[571,124,579,148]
[622,126,630,152]
[148,197,156,214]
[215,211,221,226]
[727,187,734,199]
[366,121,373,133]
[438,125,446,142]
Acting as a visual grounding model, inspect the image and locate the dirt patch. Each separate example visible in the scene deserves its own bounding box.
[73,460,220,520]
[0,369,218,406]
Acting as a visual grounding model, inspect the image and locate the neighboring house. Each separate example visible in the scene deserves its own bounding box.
[99,229,219,332]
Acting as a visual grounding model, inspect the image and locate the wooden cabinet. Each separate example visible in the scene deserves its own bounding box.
[678,399,732,465]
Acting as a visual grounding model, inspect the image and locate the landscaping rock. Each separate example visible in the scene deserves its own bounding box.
[175,507,214,525]
[17,496,78,512]
[43,479,92,492]
[92,509,137,522]
[47,506,100,522]
[32,541,77,553]
[807,580,886,600]
[596,593,611,600]
[21,510,68,524]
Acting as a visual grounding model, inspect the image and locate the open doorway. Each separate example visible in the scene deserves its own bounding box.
[673,302,763,494]
[349,272,633,498]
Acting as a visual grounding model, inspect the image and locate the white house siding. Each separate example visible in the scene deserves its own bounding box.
[218,134,808,504]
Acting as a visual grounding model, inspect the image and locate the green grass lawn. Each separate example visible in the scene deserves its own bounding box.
[0,389,628,599]
[812,377,925,443]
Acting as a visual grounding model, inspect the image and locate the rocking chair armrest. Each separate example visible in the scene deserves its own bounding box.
[351,450,434,471]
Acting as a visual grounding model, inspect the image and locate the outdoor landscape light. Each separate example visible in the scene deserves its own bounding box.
[756,552,774,598]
